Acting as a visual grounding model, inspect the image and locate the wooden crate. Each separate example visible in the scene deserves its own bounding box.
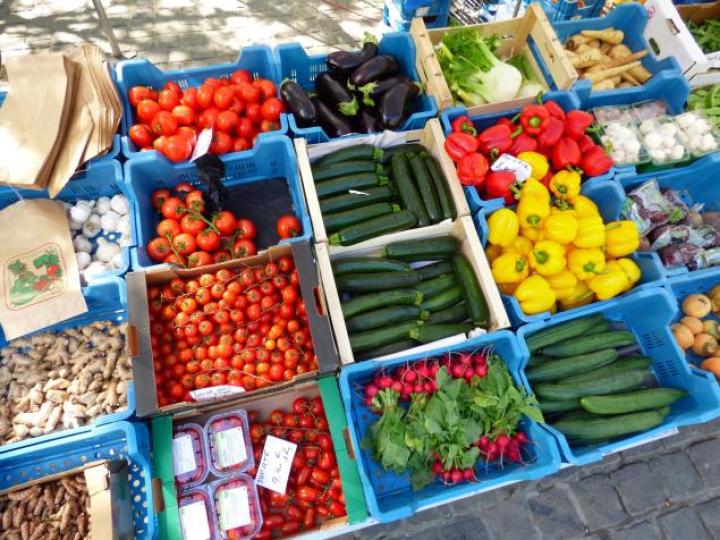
[411,3,576,115]
[316,215,510,365]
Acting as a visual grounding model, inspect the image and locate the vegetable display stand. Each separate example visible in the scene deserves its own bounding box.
[517,287,720,465]
[125,135,310,270]
[410,4,576,115]
[296,119,469,246]
[474,179,666,327]
[316,215,509,366]
[540,0,605,22]
[151,376,369,540]
[0,276,137,456]
[274,33,438,144]
[338,330,561,522]
[0,421,156,538]
[383,0,449,32]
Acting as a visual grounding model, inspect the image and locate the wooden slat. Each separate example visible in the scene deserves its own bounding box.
[528,3,578,89]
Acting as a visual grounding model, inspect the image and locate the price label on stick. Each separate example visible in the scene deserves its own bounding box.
[491,153,532,182]
[255,435,297,494]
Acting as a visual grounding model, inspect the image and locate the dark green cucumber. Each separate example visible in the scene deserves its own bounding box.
[410,323,472,343]
[416,274,455,298]
[316,173,388,199]
[329,210,417,246]
[346,305,428,333]
[526,349,619,383]
[552,407,670,442]
[319,187,395,214]
[314,144,383,167]
[336,269,422,292]
[324,203,400,234]
[418,261,453,280]
[341,289,423,319]
[424,155,456,221]
[561,356,653,384]
[355,340,417,361]
[580,388,686,415]
[408,154,441,224]
[452,254,489,328]
[584,320,612,336]
[426,303,469,324]
[542,331,636,357]
[312,160,382,181]
[535,369,649,401]
[333,257,412,275]
[539,398,581,414]
[390,153,429,227]
[383,236,460,261]
[420,286,463,312]
[380,143,427,164]
[527,355,553,368]
[525,314,605,353]
[350,321,422,352]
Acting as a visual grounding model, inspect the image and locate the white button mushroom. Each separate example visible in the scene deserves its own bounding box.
[669,145,685,161]
[644,132,662,149]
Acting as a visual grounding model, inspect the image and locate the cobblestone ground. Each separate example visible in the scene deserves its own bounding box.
[3,2,720,539]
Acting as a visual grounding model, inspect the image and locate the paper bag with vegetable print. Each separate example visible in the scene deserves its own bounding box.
[0,199,87,339]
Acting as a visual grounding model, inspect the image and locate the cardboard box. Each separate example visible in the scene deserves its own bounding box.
[127,240,339,417]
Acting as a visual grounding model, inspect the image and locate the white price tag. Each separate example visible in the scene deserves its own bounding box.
[214,427,249,469]
[172,434,196,477]
[179,501,211,540]
[190,128,213,161]
[190,385,245,402]
[255,435,298,494]
[491,153,532,182]
[218,486,251,531]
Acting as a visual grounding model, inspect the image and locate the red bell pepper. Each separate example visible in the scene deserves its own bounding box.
[509,132,538,156]
[581,146,613,177]
[537,117,564,148]
[483,170,517,204]
[496,117,517,130]
[445,132,478,162]
[457,153,489,186]
[539,171,553,189]
[452,115,476,135]
[578,134,597,154]
[519,104,550,136]
[564,110,594,140]
[544,100,566,121]
[477,124,514,156]
[552,137,581,170]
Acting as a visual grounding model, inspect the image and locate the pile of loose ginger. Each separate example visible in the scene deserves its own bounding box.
[564,28,653,91]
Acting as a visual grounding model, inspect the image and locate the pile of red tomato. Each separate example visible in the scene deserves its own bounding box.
[247,397,347,539]
[126,70,285,162]
[148,260,318,407]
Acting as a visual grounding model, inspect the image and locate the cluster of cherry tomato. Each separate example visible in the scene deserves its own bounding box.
[247,397,347,539]
[126,70,285,162]
[148,261,318,407]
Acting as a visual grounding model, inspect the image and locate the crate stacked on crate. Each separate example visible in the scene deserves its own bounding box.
[540,0,606,22]
[383,0,450,31]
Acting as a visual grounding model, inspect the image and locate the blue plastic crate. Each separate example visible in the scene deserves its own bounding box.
[125,135,311,269]
[517,287,720,465]
[274,33,438,144]
[383,1,450,31]
[338,331,561,522]
[0,276,136,455]
[387,0,451,18]
[0,421,156,538]
[474,179,666,327]
[114,45,287,159]
[0,159,134,282]
[540,0,604,22]
[552,4,683,106]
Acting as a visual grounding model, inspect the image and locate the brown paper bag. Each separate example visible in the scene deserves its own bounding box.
[0,199,87,340]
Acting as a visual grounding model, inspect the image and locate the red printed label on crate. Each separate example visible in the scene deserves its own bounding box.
[491,153,532,182]
[190,385,245,402]
[172,433,197,477]
[255,435,297,495]
[213,427,248,469]
[179,500,211,540]
[218,486,252,531]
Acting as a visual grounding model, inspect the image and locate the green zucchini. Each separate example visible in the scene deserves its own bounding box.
[416,274,455,298]
[408,154,441,224]
[390,153,429,227]
[542,331,636,357]
[324,203,400,234]
[410,323,472,343]
[584,320,612,336]
[525,314,605,353]
[561,356,653,384]
[319,187,395,214]
[535,369,649,401]
[424,155,456,221]
[355,340,417,361]
[316,173,389,199]
[346,305,428,333]
[383,236,460,261]
[336,269,422,293]
[426,303,469,324]
[526,355,553,368]
[580,388,686,415]
[380,143,427,164]
[452,254,489,328]
[526,349,619,383]
[552,406,670,442]
[333,257,412,275]
[341,289,423,319]
[329,210,417,246]
[418,261,453,280]
[312,160,382,181]
[539,398,581,414]
[314,144,383,167]
[421,286,463,312]
[350,321,422,352]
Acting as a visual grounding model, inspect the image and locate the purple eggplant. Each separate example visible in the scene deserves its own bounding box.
[280,80,316,126]
[356,106,379,133]
[357,74,412,107]
[379,80,419,130]
[315,72,358,116]
[349,55,400,87]
[327,34,379,73]
[313,97,355,137]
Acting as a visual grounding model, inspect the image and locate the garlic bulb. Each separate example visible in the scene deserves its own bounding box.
[73,235,92,254]
[100,211,120,233]
[111,251,124,269]
[83,261,108,280]
[116,214,131,236]
[69,204,91,224]
[110,195,129,215]
[75,251,91,271]
[82,214,102,238]
[95,238,121,263]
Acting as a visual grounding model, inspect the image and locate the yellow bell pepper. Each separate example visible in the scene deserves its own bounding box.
[520,227,542,242]
[617,257,641,288]
[517,193,550,229]
[549,170,581,202]
[574,216,606,248]
[504,236,533,257]
[605,261,631,292]
[542,212,578,245]
[520,177,550,202]
[517,151,549,180]
[605,220,640,258]
[499,282,520,295]
[485,244,503,263]
[487,208,519,247]
[530,240,567,277]
[492,252,529,284]
[568,248,606,280]
[546,270,578,301]
[514,275,556,315]
[588,267,628,300]
[572,195,600,218]
[559,280,594,310]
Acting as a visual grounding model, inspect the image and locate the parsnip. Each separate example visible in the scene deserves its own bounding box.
[629,65,652,83]
[571,48,603,68]
[592,79,616,90]
[609,43,632,60]
[583,61,642,83]
[581,28,625,44]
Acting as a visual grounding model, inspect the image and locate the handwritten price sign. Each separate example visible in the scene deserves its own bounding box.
[255,435,297,494]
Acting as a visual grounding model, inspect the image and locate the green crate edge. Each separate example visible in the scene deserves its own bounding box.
[152,415,183,540]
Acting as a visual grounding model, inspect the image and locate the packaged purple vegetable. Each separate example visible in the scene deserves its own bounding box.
[660,243,709,271]
[622,180,681,235]
[649,224,691,250]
